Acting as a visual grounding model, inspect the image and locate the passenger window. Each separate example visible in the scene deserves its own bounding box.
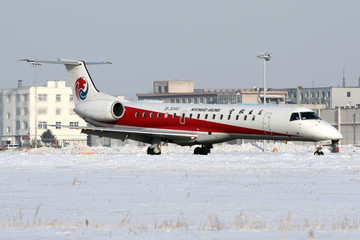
[189,113,193,119]
[197,114,201,119]
[236,115,239,120]
[150,112,154,118]
[142,112,146,117]
[157,113,161,118]
[181,113,185,119]
[135,112,139,117]
[244,115,247,121]
[252,115,255,121]
[228,115,231,120]
[212,114,216,120]
[220,114,223,120]
[205,114,208,120]
[173,113,177,118]
[290,112,300,121]
[165,113,168,118]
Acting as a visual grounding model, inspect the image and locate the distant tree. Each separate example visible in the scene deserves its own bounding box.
[40,129,57,147]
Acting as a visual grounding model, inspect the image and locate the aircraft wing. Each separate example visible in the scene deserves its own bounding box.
[50,125,198,141]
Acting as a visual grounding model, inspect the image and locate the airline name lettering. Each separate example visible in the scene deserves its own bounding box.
[191,108,221,112]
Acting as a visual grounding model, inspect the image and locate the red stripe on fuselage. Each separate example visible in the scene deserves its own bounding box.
[104,106,292,137]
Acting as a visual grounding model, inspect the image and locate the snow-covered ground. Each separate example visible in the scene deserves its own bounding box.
[1,142,360,239]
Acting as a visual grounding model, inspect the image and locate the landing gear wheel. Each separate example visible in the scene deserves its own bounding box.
[194,147,202,155]
[147,146,161,155]
[314,150,324,155]
[193,144,213,155]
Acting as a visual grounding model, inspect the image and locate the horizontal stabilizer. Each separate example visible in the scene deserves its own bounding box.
[20,58,111,65]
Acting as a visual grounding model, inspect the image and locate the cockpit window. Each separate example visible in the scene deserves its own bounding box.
[300,112,321,120]
[290,112,300,121]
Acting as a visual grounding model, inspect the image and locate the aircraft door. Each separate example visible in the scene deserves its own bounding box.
[263,112,272,135]
[180,111,187,124]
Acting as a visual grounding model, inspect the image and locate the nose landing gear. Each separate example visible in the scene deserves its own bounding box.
[314,145,324,155]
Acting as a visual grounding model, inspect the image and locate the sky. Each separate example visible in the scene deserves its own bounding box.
[1,0,360,100]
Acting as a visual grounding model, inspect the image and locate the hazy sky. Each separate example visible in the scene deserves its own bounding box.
[1,0,360,99]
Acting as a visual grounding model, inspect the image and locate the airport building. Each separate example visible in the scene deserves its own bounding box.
[0,80,87,147]
[279,86,360,109]
[137,80,288,105]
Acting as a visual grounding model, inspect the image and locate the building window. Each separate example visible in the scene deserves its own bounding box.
[6,95,11,103]
[16,108,21,115]
[16,121,20,130]
[38,108,47,114]
[56,108,61,115]
[6,127,10,133]
[38,121,47,129]
[70,122,78,127]
[69,95,73,101]
[347,92,351,97]
[6,112,10,119]
[38,94,47,101]
[56,94,61,102]
[22,121,28,130]
[56,122,61,129]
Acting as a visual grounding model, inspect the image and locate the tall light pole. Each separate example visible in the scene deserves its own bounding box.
[31,62,41,148]
[257,52,271,152]
[257,52,271,105]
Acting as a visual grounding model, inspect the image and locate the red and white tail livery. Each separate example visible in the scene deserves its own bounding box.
[21,59,342,155]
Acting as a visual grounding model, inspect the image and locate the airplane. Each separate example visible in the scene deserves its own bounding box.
[21,58,343,155]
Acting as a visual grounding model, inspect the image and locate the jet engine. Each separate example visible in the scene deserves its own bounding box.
[74,100,124,122]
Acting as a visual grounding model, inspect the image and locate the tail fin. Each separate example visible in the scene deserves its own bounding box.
[20,59,113,105]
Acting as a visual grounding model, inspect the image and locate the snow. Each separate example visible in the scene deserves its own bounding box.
[0,142,360,239]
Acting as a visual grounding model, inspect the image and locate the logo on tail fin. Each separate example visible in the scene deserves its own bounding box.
[75,78,88,100]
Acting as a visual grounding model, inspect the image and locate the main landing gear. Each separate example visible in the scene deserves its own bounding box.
[147,138,161,155]
[194,144,213,155]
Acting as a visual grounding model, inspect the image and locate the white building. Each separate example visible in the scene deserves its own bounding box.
[0,80,87,147]
[279,86,360,109]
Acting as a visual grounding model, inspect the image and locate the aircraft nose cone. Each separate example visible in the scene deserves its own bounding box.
[332,128,343,140]
[325,124,342,141]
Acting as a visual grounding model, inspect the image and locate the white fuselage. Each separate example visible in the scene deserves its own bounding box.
[84,100,342,146]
